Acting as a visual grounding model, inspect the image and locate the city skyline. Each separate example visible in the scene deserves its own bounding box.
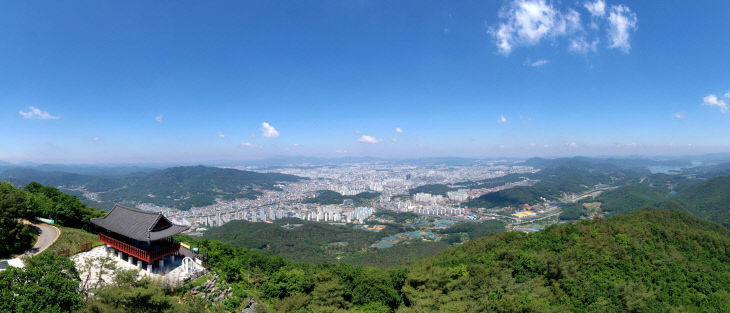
[1,1,729,163]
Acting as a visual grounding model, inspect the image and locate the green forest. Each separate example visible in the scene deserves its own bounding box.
[557,173,730,228]
[203,219,407,264]
[408,184,456,196]
[0,165,302,210]
[181,210,730,312]
[465,161,646,208]
[0,181,105,258]
[303,190,380,206]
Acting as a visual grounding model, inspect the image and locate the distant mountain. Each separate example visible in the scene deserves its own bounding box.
[522,156,689,170]
[465,161,647,208]
[0,168,110,187]
[557,172,730,228]
[29,164,158,177]
[674,175,730,228]
[0,165,302,210]
[684,161,730,178]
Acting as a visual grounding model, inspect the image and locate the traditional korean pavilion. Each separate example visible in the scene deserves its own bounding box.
[91,204,189,272]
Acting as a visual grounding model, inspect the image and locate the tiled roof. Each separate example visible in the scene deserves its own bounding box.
[90,204,189,241]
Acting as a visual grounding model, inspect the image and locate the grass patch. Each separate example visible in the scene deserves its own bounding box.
[46,225,102,255]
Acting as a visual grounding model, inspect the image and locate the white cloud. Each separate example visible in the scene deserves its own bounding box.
[724,91,730,98]
[607,5,638,53]
[498,115,508,123]
[391,138,397,142]
[239,142,260,148]
[673,112,685,119]
[569,37,598,53]
[260,122,280,138]
[92,136,101,142]
[155,114,164,123]
[702,94,728,113]
[335,149,348,153]
[217,131,225,138]
[357,135,381,144]
[529,143,537,147]
[490,0,637,55]
[490,0,584,55]
[567,142,578,148]
[492,0,562,55]
[527,59,550,67]
[394,127,404,133]
[584,0,606,17]
[18,106,58,120]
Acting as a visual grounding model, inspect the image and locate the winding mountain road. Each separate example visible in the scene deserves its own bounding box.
[22,222,60,256]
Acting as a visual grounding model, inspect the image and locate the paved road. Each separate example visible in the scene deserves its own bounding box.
[23,223,60,256]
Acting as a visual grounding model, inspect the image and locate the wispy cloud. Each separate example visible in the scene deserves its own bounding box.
[584,0,606,17]
[155,114,164,123]
[526,59,550,67]
[394,127,404,133]
[239,142,261,148]
[18,106,58,120]
[673,112,685,119]
[607,5,638,53]
[260,122,280,138]
[498,115,508,123]
[702,94,728,113]
[566,142,578,148]
[569,37,598,53]
[357,135,381,144]
[92,136,101,142]
[217,131,225,138]
[490,0,637,55]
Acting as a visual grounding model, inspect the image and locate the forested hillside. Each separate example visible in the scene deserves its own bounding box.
[186,209,730,312]
[1,165,302,210]
[675,175,730,228]
[302,190,380,206]
[0,181,106,257]
[558,174,730,228]
[203,219,406,264]
[466,162,646,208]
[408,184,456,196]
[399,209,730,312]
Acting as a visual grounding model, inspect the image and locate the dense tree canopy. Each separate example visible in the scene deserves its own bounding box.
[185,209,730,312]
[0,181,105,257]
[0,253,83,313]
[0,182,35,257]
[303,190,380,206]
[399,209,730,312]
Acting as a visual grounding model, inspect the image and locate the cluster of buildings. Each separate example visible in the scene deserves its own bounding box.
[300,206,374,223]
[413,192,445,204]
[129,161,538,230]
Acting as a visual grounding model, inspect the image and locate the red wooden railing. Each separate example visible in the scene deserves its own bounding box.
[98,233,180,263]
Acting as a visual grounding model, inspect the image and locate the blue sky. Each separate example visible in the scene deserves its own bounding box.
[1,0,729,163]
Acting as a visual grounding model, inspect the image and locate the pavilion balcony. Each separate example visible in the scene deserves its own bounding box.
[98,233,180,264]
